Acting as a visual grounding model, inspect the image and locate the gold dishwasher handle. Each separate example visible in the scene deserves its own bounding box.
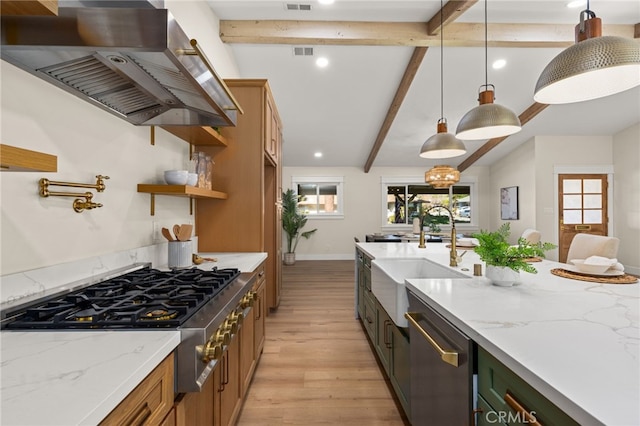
[504,392,543,426]
[405,312,459,367]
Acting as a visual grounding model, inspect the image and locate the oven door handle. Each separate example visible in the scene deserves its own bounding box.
[405,312,459,367]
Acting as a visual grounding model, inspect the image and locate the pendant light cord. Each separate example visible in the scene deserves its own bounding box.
[484,0,488,87]
[440,0,444,120]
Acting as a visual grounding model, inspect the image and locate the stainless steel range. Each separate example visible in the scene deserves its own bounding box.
[0,263,256,392]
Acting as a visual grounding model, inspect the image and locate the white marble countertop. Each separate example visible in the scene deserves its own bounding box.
[0,252,266,426]
[154,252,267,272]
[356,241,639,426]
[1,331,180,425]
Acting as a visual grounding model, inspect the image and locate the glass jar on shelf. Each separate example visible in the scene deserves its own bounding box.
[205,155,214,190]
[196,151,207,188]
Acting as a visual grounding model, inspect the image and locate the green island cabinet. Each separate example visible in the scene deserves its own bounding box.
[477,346,579,426]
[355,248,411,419]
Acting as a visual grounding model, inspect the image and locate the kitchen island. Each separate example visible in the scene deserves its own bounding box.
[356,242,639,426]
[0,251,267,426]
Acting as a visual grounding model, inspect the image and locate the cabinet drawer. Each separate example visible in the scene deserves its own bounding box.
[100,353,174,426]
[478,347,578,426]
[362,291,376,341]
[477,394,507,426]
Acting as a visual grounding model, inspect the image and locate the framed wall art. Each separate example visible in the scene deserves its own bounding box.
[500,186,519,220]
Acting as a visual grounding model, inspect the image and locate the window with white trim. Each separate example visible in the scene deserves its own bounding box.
[381,177,476,229]
[292,176,344,218]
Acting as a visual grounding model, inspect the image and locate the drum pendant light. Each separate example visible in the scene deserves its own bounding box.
[425,165,460,188]
[455,0,521,140]
[419,0,466,159]
[534,3,640,104]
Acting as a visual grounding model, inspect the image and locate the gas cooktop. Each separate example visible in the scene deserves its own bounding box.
[1,266,240,329]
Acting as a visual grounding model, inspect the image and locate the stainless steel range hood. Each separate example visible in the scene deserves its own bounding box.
[1,2,242,127]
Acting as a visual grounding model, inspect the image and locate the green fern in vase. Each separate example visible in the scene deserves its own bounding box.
[472,223,556,274]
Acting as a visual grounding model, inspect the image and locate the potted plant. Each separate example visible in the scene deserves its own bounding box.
[282,189,317,265]
[473,223,555,286]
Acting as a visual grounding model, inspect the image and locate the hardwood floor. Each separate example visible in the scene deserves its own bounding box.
[236,260,408,425]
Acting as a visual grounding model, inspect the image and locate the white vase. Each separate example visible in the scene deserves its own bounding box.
[283,252,296,265]
[485,265,520,287]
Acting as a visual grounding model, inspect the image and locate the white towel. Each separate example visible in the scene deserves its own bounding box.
[611,262,625,272]
[584,256,617,266]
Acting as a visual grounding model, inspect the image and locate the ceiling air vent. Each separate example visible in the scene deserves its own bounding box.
[293,47,314,56]
[285,3,312,11]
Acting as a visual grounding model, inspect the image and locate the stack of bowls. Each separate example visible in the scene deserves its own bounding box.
[164,170,188,185]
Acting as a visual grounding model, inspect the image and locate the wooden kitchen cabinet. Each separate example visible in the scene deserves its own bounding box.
[240,297,256,399]
[196,79,282,313]
[477,347,579,426]
[375,300,410,418]
[356,248,366,319]
[174,371,215,426]
[100,353,174,426]
[264,94,281,165]
[355,248,410,419]
[217,335,242,426]
[253,265,266,357]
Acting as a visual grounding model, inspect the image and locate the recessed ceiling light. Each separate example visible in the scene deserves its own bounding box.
[566,1,586,8]
[318,0,334,4]
[492,59,507,69]
[314,152,323,158]
[315,57,329,68]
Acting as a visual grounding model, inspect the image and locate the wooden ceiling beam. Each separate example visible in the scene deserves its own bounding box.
[364,47,428,173]
[457,102,550,172]
[220,20,634,47]
[363,1,473,172]
[426,0,478,35]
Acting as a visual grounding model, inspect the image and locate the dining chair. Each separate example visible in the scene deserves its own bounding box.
[521,229,541,244]
[566,234,620,262]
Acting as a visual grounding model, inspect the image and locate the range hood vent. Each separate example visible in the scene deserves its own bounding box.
[1,5,242,127]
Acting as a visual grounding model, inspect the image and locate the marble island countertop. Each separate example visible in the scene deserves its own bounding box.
[357,242,640,425]
[0,251,267,426]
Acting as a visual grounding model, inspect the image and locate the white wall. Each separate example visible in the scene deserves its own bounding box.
[0,4,239,275]
[489,139,536,242]
[487,132,640,267]
[612,123,640,272]
[282,165,491,260]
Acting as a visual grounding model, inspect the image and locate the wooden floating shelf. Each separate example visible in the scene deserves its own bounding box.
[0,144,57,172]
[159,126,228,147]
[137,184,227,216]
[1,0,58,16]
[137,184,227,199]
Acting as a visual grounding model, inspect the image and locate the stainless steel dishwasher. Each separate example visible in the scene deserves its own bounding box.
[405,290,476,425]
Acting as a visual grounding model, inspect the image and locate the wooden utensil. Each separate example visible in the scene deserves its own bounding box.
[161,227,174,241]
[178,224,192,241]
[192,254,217,264]
[173,224,181,241]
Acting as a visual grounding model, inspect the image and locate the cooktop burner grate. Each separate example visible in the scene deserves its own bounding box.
[3,266,240,329]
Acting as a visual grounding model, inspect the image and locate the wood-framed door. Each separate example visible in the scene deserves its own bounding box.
[558,174,609,263]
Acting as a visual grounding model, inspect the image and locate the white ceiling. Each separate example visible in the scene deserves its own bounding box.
[207,0,640,170]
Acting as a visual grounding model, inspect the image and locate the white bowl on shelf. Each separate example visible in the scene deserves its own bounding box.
[186,172,198,186]
[164,170,188,185]
[569,259,611,274]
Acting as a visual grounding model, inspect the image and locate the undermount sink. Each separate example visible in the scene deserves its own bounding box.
[371,258,469,327]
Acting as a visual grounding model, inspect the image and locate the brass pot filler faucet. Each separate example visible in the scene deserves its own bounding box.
[39,175,109,213]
